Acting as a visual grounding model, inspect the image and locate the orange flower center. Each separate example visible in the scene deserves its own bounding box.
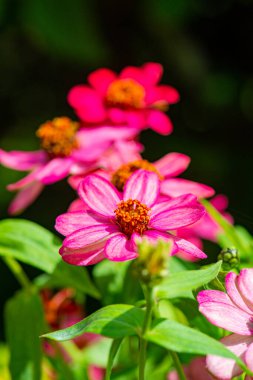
[111,159,163,191]
[114,199,150,236]
[106,78,145,109]
[36,117,79,158]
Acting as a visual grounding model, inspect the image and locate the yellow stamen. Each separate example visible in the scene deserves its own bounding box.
[36,117,79,158]
[106,78,145,109]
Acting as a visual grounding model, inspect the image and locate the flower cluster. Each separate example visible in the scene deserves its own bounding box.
[3,62,253,380]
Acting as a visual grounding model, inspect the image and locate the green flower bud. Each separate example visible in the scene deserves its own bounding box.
[217,247,240,270]
[133,238,172,285]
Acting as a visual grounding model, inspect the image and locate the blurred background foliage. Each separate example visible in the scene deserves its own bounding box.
[1,0,253,335]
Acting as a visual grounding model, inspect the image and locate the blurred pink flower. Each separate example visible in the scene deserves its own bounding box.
[0,117,140,214]
[176,194,233,261]
[69,152,215,199]
[68,62,179,135]
[55,170,207,266]
[197,268,253,379]
[88,366,105,380]
[167,357,212,380]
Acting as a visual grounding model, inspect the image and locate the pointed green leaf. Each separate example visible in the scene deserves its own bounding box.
[155,261,222,299]
[5,289,45,380]
[43,305,145,341]
[145,319,246,368]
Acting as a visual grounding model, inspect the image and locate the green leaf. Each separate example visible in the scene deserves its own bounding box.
[155,261,222,299]
[43,305,145,341]
[35,261,100,299]
[5,289,45,380]
[105,339,123,380]
[0,219,100,298]
[0,219,60,273]
[145,319,245,365]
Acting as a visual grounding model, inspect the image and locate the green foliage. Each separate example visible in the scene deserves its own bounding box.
[43,305,145,341]
[5,289,45,380]
[0,219,99,298]
[145,318,244,364]
[155,261,222,299]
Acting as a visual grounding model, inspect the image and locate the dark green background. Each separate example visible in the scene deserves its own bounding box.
[1,0,253,336]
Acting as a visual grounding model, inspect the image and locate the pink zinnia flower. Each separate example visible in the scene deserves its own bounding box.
[68,62,180,135]
[0,117,140,214]
[55,170,207,266]
[167,357,212,380]
[197,268,253,379]
[69,152,215,198]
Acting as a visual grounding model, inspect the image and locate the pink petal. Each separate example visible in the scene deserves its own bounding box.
[211,194,229,211]
[63,224,118,249]
[104,233,137,261]
[245,342,253,371]
[151,194,198,217]
[123,170,159,207]
[78,174,121,217]
[146,85,180,105]
[237,269,253,311]
[142,62,163,85]
[0,149,47,170]
[207,334,253,380]
[119,66,147,86]
[36,158,73,184]
[172,236,207,259]
[68,85,106,123]
[198,301,253,335]
[150,204,205,230]
[197,289,235,306]
[154,152,191,178]
[7,168,42,191]
[55,211,109,236]
[225,272,253,314]
[87,68,116,94]
[161,178,215,198]
[143,230,178,255]
[125,110,146,129]
[88,365,105,380]
[8,181,44,215]
[147,110,173,135]
[60,245,105,266]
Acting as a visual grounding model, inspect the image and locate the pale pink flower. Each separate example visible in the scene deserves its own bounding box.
[167,357,212,380]
[198,268,253,379]
[55,170,207,266]
[176,194,233,261]
[68,62,179,135]
[0,117,139,214]
[69,152,215,199]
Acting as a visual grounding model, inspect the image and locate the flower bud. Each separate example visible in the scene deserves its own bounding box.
[133,238,172,285]
[217,247,240,270]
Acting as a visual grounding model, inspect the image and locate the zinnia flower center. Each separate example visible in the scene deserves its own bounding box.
[36,117,79,158]
[112,160,163,191]
[106,79,145,109]
[114,199,150,236]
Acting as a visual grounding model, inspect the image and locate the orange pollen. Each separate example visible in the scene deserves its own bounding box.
[36,117,79,158]
[114,199,150,236]
[106,78,145,109]
[112,159,163,191]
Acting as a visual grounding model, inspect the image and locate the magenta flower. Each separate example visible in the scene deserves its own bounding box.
[0,117,140,214]
[68,62,180,135]
[197,269,253,379]
[55,170,207,266]
[69,152,215,199]
[167,357,212,380]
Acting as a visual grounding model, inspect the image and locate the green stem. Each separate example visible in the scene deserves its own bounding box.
[3,257,31,289]
[105,339,122,380]
[139,285,153,380]
[170,351,186,380]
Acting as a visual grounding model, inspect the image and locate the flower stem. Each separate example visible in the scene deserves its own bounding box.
[3,257,31,289]
[170,351,186,380]
[139,285,153,380]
